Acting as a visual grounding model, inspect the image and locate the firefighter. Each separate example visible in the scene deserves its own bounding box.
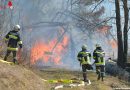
[4,25,22,64]
[77,45,92,84]
[93,44,105,81]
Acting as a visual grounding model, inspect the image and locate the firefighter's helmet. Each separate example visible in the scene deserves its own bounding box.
[96,44,101,48]
[14,25,20,31]
[82,44,87,50]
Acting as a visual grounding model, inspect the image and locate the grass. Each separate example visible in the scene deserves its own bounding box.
[0,57,129,90]
[31,67,130,90]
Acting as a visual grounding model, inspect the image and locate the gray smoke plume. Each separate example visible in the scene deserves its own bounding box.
[0,0,117,70]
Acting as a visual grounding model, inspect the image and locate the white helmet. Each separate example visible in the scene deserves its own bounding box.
[96,44,101,48]
[14,25,20,31]
[82,44,87,50]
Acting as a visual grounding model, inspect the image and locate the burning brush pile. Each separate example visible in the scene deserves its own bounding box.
[30,29,69,66]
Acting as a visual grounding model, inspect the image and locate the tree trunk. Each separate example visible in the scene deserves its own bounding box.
[115,0,124,68]
[122,0,129,67]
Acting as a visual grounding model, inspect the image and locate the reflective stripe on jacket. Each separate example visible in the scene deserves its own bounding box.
[93,49,105,66]
[7,47,18,51]
[77,51,91,65]
[5,30,22,49]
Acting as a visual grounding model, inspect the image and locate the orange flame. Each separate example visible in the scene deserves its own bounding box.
[108,39,117,49]
[30,36,69,65]
[97,25,112,34]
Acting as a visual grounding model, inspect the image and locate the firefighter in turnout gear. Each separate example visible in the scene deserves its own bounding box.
[93,44,105,81]
[4,25,22,64]
[77,45,92,84]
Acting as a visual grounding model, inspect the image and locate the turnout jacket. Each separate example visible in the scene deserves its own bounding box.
[77,50,91,65]
[93,48,105,66]
[4,30,22,51]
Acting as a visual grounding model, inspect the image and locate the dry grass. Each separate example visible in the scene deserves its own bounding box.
[0,60,47,90]
[32,67,130,90]
[0,60,130,90]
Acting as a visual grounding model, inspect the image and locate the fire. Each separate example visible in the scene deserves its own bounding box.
[108,39,117,49]
[97,25,112,34]
[30,36,69,65]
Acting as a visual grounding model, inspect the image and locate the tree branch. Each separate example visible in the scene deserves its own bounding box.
[91,0,105,13]
[91,17,115,29]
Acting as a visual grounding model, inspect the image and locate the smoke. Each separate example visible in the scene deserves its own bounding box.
[3,0,117,70]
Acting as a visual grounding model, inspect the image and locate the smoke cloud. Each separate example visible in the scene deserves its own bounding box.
[1,0,117,70]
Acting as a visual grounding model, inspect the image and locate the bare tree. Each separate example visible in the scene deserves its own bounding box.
[122,0,129,66]
[115,0,124,68]
[115,0,129,68]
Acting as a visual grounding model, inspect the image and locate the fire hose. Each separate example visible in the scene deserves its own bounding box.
[0,59,14,65]
[42,79,85,90]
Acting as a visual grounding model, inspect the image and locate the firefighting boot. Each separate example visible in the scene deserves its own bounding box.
[4,51,10,61]
[83,72,87,82]
[83,72,91,85]
[13,59,17,64]
[13,56,19,64]
[97,72,101,80]
[101,73,104,81]
[4,56,7,61]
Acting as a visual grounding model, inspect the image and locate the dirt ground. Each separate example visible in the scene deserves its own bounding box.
[0,61,48,90]
[0,60,130,90]
[32,67,130,90]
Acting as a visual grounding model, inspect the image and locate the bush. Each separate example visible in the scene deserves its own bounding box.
[106,61,130,82]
